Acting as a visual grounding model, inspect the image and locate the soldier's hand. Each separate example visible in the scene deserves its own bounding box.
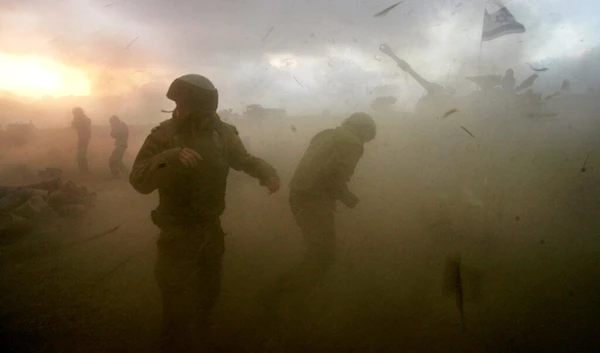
[342,192,359,209]
[178,148,203,168]
[264,176,280,194]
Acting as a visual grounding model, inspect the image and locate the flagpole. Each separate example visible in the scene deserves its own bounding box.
[478,41,483,75]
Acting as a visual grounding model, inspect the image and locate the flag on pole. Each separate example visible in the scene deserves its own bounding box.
[481,6,526,42]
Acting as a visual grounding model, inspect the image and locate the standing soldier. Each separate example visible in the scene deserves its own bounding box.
[263,113,376,314]
[108,115,129,178]
[71,107,92,173]
[501,68,516,93]
[129,74,280,352]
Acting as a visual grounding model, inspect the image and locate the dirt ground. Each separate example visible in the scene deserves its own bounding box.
[1,107,600,352]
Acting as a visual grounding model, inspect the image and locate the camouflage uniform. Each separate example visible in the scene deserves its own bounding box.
[130,112,278,352]
[71,112,92,173]
[109,119,129,177]
[266,114,374,308]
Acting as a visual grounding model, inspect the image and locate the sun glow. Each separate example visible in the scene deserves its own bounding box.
[0,53,91,98]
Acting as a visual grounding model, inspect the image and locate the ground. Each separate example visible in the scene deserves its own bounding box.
[1,108,600,352]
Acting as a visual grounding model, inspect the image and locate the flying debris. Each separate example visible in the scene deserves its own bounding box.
[525,62,548,72]
[466,75,502,90]
[374,1,403,17]
[293,75,304,88]
[443,108,459,118]
[581,151,591,173]
[460,125,475,139]
[290,125,297,133]
[444,255,465,331]
[125,35,139,49]
[543,92,561,101]
[516,74,539,91]
[261,26,275,42]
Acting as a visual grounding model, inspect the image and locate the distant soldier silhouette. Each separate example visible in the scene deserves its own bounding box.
[108,115,129,178]
[71,107,91,173]
[501,69,516,93]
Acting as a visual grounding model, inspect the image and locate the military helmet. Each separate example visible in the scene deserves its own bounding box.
[166,74,219,113]
[72,107,84,116]
[342,112,376,141]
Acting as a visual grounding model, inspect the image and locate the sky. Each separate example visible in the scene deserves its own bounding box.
[0,0,599,118]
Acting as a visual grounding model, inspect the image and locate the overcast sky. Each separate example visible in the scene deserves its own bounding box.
[0,0,599,116]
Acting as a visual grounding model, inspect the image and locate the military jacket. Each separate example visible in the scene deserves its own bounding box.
[289,125,363,201]
[130,113,278,225]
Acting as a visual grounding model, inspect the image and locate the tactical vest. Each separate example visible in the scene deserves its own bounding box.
[152,118,231,226]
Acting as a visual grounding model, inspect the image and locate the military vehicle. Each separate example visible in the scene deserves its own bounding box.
[3,122,36,147]
[243,104,286,124]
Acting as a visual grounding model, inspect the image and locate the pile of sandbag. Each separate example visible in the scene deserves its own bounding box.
[0,178,97,232]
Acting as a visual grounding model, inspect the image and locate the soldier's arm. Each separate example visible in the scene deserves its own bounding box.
[129,128,180,194]
[327,140,363,203]
[224,125,279,184]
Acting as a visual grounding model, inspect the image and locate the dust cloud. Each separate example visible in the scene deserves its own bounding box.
[1,1,600,352]
[1,97,600,352]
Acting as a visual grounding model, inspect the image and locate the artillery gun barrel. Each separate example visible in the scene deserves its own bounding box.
[379,44,444,94]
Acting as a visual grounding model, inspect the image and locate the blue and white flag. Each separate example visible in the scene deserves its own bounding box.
[481,6,526,42]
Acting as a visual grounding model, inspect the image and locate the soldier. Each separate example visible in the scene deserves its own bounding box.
[108,115,129,178]
[262,113,376,315]
[71,107,92,173]
[501,69,516,93]
[129,74,280,352]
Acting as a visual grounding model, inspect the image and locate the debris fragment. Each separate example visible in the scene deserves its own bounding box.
[444,255,465,332]
[374,1,404,17]
[293,75,304,88]
[125,35,139,50]
[290,125,297,132]
[516,74,539,91]
[543,92,560,100]
[525,62,548,72]
[580,151,591,173]
[84,225,121,243]
[443,108,459,118]
[262,26,274,43]
[460,125,475,138]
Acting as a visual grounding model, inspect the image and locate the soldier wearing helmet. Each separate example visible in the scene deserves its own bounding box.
[262,112,376,316]
[70,107,92,173]
[108,115,129,178]
[501,68,516,93]
[129,74,280,352]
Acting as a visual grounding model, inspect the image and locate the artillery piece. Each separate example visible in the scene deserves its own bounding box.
[379,44,455,116]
